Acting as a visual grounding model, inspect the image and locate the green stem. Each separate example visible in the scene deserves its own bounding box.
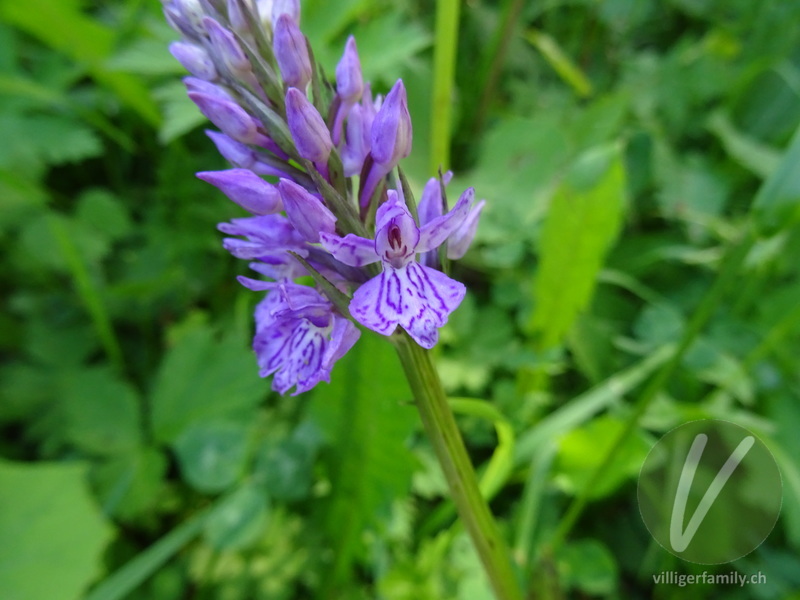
[472,0,524,137]
[549,228,756,550]
[48,214,124,373]
[393,334,523,600]
[429,0,461,173]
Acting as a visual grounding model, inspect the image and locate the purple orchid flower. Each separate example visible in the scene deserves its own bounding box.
[320,188,475,348]
[416,173,485,265]
[241,281,360,395]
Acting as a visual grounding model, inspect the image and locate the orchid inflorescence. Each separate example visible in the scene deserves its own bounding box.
[164,0,485,395]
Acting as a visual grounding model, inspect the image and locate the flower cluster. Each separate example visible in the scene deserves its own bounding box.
[164,0,485,394]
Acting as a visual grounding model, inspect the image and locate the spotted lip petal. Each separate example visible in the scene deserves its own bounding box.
[253,286,360,395]
[349,261,466,349]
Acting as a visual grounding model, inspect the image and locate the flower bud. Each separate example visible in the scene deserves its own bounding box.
[170,0,205,35]
[227,0,249,34]
[203,17,251,78]
[285,88,333,165]
[336,36,363,104]
[197,169,283,215]
[184,77,233,101]
[271,0,300,28]
[188,92,258,144]
[169,41,218,81]
[278,179,337,242]
[370,79,412,169]
[273,14,312,90]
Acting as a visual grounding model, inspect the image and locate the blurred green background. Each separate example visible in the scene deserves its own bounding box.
[1,0,800,598]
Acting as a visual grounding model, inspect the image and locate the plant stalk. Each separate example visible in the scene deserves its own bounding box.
[394,333,523,600]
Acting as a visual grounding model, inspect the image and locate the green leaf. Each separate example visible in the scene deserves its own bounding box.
[0,0,160,125]
[310,332,418,587]
[60,367,142,455]
[173,420,251,494]
[556,539,618,596]
[0,460,113,600]
[255,421,321,501]
[525,29,593,98]
[753,122,800,235]
[92,448,168,521]
[85,505,211,600]
[554,415,651,500]
[204,483,270,551]
[707,110,781,179]
[154,82,208,143]
[528,143,628,348]
[150,321,265,444]
[76,189,132,241]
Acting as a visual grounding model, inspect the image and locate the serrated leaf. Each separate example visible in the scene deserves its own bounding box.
[309,332,417,587]
[528,143,627,348]
[150,321,265,443]
[0,460,114,600]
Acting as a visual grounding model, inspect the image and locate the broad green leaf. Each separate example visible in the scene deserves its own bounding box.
[254,421,321,501]
[310,332,417,587]
[150,321,265,444]
[556,539,618,596]
[528,143,627,348]
[92,448,168,521]
[60,367,142,455]
[554,415,652,500]
[76,189,132,241]
[173,420,251,494]
[204,483,270,551]
[0,0,160,125]
[0,461,113,600]
[753,122,800,235]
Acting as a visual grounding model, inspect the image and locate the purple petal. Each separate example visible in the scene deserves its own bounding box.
[278,178,336,242]
[375,189,411,231]
[203,17,250,76]
[169,41,218,80]
[447,199,485,259]
[335,36,363,103]
[273,14,312,90]
[188,92,258,144]
[349,262,465,348]
[370,79,412,169]
[319,232,379,267]
[285,88,333,164]
[197,169,283,215]
[323,317,360,367]
[417,187,474,253]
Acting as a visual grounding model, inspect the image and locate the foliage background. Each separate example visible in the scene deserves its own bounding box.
[1,0,800,598]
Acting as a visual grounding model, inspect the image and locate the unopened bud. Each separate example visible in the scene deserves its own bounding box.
[197,169,283,215]
[273,14,312,90]
[370,79,412,169]
[188,92,258,144]
[278,179,337,242]
[169,41,217,80]
[285,88,333,165]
